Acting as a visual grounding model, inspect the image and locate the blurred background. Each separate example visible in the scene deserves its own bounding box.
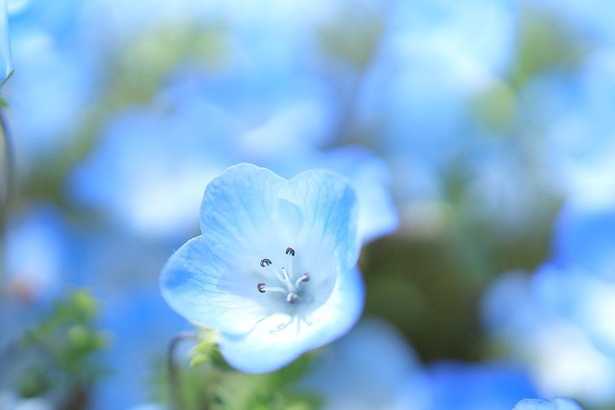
[1,0,615,409]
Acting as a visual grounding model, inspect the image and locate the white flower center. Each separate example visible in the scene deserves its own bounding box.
[257,247,310,304]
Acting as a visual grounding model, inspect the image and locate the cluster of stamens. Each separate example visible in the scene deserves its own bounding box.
[257,247,310,304]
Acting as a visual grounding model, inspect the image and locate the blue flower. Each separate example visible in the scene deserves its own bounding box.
[68,81,240,239]
[513,397,584,410]
[421,361,538,410]
[160,163,364,373]
[481,271,615,407]
[248,143,399,243]
[357,0,519,199]
[92,285,186,410]
[3,205,73,305]
[530,202,615,355]
[0,392,52,410]
[6,0,101,171]
[298,317,425,410]
[540,50,615,206]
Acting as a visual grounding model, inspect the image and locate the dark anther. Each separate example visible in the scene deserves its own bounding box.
[285,247,295,256]
[257,283,266,293]
[301,273,310,282]
[260,258,272,267]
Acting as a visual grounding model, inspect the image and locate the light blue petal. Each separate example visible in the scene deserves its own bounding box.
[217,266,365,373]
[160,236,276,334]
[314,146,399,243]
[199,163,301,264]
[513,397,584,410]
[278,169,360,271]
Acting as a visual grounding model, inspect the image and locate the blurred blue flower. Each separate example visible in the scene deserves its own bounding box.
[531,202,615,355]
[3,205,73,305]
[481,271,615,407]
[91,285,186,410]
[420,361,538,410]
[249,143,399,243]
[299,317,426,410]
[357,0,518,204]
[81,0,209,48]
[71,72,398,244]
[552,198,615,280]
[541,51,615,207]
[160,164,364,373]
[533,264,615,357]
[68,81,240,239]
[0,206,78,403]
[513,397,584,410]
[0,391,52,410]
[6,0,102,172]
[300,317,540,410]
[124,403,164,410]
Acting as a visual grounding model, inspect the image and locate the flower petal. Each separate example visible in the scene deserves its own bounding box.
[278,169,360,270]
[160,236,276,334]
[199,163,302,264]
[314,146,399,243]
[217,266,365,373]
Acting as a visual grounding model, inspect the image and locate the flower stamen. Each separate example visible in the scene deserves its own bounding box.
[257,247,309,305]
[294,272,310,287]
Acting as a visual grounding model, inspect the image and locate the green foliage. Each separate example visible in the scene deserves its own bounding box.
[109,20,229,107]
[15,290,108,406]
[510,8,588,88]
[0,69,14,108]
[317,10,385,70]
[158,331,322,410]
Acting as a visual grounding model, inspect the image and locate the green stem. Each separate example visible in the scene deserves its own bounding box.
[0,108,14,284]
[167,332,199,410]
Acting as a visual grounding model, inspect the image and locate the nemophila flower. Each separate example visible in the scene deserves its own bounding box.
[6,0,101,172]
[4,205,72,304]
[69,82,240,239]
[481,271,615,407]
[420,361,538,410]
[93,286,186,410]
[540,51,615,206]
[298,317,426,410]
[513,397,584,410]
[0,205,76,366]
[243,142,399,243]
[160,163,364,373]
[356,0,518,209]
[531,202,615,354]
[552,201,615,279]
[0,391,52,410]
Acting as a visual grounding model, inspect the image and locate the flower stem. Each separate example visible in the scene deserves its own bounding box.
[0,108,14,281]
[167,331,199,410]
[0,108,13,214]
[0,108,13,320]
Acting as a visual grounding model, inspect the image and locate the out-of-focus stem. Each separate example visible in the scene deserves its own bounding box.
[167,332,199,410]
[0,108,13,287]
